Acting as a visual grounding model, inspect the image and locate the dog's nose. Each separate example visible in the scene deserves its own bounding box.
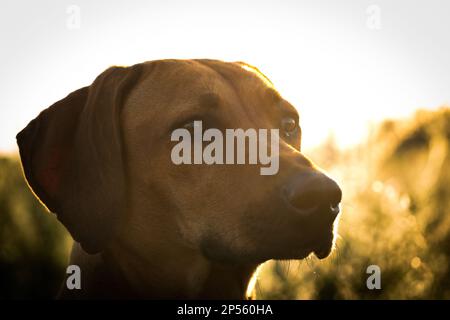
[285,171,342,217]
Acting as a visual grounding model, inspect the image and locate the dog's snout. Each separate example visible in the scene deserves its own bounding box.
[285,172,342,217]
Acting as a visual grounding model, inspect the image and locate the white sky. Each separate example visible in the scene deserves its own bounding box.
[1,0,449,153]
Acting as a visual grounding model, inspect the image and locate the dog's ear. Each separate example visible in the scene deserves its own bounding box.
[17,64,143,253]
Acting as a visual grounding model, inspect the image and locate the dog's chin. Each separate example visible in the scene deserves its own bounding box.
[273,243,333,261]
[312,244,333,259]
[200,223,336,263]
[311,232,335,259]
[279,230,335,260]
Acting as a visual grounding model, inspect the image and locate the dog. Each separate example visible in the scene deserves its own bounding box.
[16,59,342,299]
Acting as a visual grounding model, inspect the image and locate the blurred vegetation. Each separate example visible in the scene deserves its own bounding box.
[258,107,450,299]
[0,156,71,299]
[0,107,449,299]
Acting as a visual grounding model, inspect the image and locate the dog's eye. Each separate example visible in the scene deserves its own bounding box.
[281,117,298,136]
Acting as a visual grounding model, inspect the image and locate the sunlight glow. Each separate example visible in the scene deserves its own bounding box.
[1,1,448,153]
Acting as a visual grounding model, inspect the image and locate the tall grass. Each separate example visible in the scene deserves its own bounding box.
[0,157,71,299]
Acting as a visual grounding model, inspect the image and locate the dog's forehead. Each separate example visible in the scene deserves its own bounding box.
[154,59,272,94]
[122,59,292,137]
[127,60,273,113]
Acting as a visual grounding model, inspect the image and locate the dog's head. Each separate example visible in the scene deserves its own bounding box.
[17,59,341,263]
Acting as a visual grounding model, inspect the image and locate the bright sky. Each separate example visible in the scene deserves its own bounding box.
[1,0,449,153]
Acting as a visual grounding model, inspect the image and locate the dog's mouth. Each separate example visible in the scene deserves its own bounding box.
[312,214,337,259]
[308,218,337,259]
[293,214,338,260]
[275,223,336,261]
[312,240,334,259]
[279,191,339,260]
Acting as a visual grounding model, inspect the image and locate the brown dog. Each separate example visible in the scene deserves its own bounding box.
[17,59,341,299]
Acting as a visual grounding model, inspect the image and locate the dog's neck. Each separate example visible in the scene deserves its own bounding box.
[105,237,259,299]
[62,232,259,299]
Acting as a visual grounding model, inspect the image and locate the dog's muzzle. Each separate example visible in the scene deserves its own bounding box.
[283,171,342,220]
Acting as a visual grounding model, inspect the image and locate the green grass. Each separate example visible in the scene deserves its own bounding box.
[0,156,71,299]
